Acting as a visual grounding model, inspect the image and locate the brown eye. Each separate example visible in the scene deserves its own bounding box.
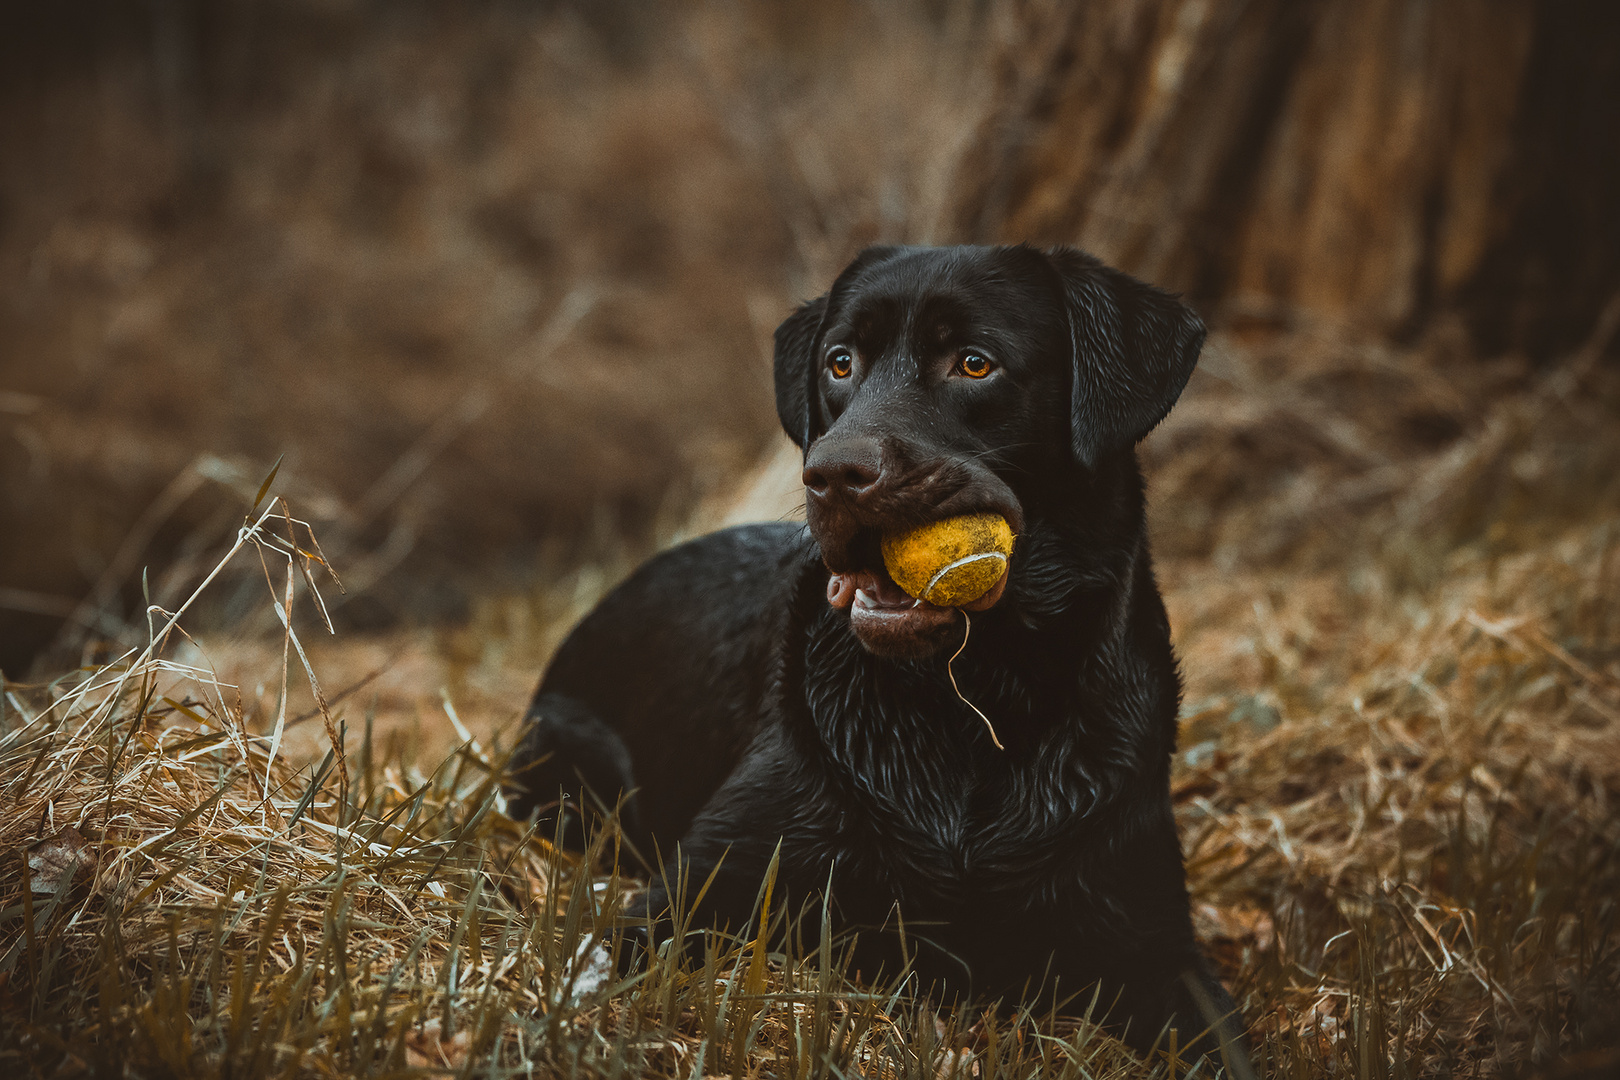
[828,349,854,379]
[957,353,994,379]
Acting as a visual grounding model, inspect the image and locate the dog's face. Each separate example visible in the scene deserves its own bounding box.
[774,245,1204,659]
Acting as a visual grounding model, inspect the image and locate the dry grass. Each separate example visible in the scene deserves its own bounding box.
[3,323,1618,1077]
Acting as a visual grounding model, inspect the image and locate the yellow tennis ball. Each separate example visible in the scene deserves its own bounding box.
[881,513,1014,607]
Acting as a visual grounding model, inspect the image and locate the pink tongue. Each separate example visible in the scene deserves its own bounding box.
[826,569,917,609]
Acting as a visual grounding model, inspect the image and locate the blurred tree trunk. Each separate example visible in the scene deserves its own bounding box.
[955,0,1620,361]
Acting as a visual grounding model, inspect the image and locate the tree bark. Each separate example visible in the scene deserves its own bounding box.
[955,0,1620,361]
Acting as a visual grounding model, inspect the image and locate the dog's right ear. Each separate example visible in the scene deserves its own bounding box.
[775,245,906,450]
[773,293,828,451]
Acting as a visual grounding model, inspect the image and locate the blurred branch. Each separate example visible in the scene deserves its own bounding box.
[48,457,213,656]
[344,286,599,540]
[0,588,124,639]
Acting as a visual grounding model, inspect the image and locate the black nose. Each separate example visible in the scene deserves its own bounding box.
[802,436,883,501]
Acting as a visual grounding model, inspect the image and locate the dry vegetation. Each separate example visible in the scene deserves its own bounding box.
[3,2,1619,1077]
[3,316,1617,1077]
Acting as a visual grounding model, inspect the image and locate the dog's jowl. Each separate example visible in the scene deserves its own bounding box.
[509,244,1242,1061]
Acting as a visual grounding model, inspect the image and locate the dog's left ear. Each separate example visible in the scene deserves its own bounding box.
[773,293,828,450]
[1044,247,1205,470]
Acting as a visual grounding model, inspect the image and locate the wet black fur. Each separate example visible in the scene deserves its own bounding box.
[508,245,1242,1062]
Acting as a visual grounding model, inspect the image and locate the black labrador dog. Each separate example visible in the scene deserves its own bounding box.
[508,244,1241,1062]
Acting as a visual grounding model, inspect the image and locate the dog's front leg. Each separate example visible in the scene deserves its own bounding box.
[617,731,827,971]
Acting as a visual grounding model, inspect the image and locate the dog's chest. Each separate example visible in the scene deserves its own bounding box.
[801,640,1091,892]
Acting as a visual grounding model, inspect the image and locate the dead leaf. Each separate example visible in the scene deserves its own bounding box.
[1194,902,1276,950]
[935,1047,976,1080]
[28,827,94,894]
[403,1017,472,1069]
[562,939,613,1008]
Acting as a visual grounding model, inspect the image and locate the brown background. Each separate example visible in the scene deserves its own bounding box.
[2,0,1617,678]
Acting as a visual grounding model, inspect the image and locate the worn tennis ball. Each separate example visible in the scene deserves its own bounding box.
[881,513,1014,607]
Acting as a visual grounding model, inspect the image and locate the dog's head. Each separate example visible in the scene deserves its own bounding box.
[775,244,1204,658]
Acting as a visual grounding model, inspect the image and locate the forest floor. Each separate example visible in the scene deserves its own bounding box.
[2,323,1618,1078]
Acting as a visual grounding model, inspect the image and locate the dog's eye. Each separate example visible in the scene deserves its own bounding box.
[956,353,995,379]
[827,349,854,379]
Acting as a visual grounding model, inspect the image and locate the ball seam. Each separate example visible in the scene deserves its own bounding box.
[922,552,1008,603]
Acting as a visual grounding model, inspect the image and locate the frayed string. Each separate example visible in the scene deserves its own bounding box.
[947,610,1003,750]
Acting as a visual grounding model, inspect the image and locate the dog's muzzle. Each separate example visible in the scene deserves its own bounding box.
[801,433,1020,658]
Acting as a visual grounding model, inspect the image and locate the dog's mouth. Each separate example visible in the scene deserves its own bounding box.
[822,528,1009,659]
